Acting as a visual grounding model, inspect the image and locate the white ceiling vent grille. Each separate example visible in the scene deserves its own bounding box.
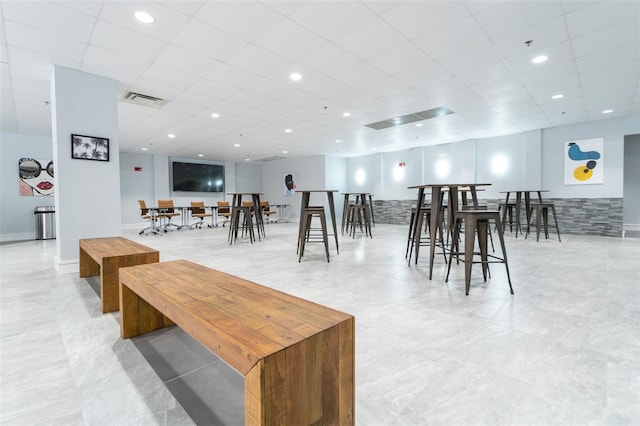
[256,156,287,163]
[121,91,166,109]
[365,106,454,130]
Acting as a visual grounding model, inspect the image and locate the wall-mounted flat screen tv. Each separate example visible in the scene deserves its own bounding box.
[172,161,224,192]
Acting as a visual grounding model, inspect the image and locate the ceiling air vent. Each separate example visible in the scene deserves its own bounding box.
[256,156,287,163]
[121,91,166,109]
[365,106,454,130]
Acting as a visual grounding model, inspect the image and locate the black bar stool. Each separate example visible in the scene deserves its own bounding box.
[446,209,514,295]
[298,207,330,262]
[527,203,561,242]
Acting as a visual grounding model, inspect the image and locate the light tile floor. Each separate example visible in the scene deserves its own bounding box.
[1,222,639,425]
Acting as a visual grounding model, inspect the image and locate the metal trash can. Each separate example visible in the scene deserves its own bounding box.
[34,206,55,240]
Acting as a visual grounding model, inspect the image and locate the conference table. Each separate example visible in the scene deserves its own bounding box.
[500,190,549,238]
[408,183,492,280]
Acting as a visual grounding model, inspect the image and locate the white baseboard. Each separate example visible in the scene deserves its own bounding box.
[0,232,36,242]
[55,257,78,274]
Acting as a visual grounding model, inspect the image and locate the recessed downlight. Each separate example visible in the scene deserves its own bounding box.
[211,113,220,118]
[282,150,288,154]
[284,128,292,133]
[342,112,351,117]
[416,123,423,127]
[141,147,148,151]
[234,144,240,147]
[336,139,341,143]
[134,11,155,24]
[532,55,548,64]
[245,158,250,162]
[289,72,302,81]
[198,154,204,157]
[602,109,614,114]
[552,94,564,99]
[167,134,176,138]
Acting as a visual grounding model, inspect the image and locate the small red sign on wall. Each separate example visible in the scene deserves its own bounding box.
[134,166,143,172]
[398,162,406,167]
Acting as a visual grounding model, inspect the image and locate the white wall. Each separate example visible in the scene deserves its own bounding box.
[476,130,542,199]
[325,156,348,223]
[120,152,156,225]
[541,116,638,198]
[262,155,326,222]
[378,149,416,200]
[0,133,54,240]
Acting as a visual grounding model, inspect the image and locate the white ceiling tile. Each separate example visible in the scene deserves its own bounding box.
[288,2,377,41]
[194,2,283,42]
[2,1,95,42]
[90,20,168,63]
[52,1,103,17]
[571,21,639,58]
[6,46,78,73]
[476,81,530,102]
[154,45,220,78]
[575,43,639,74]
[172,19,248,62]
[472,1,565,40]
[413,16,489,60]
[565,1,640,39]
[82,45,151,79]
[438,41,504,75]
[187,78,238,102]
[490,15,570,59]
[456,61,516,87]
[226,44,291,77]
[332,62,388,89]
[252,19,328,62]
[381,1,470,40]
[157,1,206,17]
[99,1,192,42]
[139,64,200,90]
[367,43,431,75]
[395,61,452,89]
[261,1,306,16]
[334,18,407,61]
[4,21,86,62]
[296,43,361,77]
[504,41,574,73]
[204,63,262,90]
[413,76,466,98]
[516,61,578,86]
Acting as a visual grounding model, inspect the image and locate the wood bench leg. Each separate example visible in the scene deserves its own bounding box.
[120,282,174,339]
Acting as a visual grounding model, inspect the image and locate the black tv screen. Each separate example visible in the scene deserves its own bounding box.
[172,161,224,192]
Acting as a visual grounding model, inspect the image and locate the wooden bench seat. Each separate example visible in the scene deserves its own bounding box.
[79,236,159,313]
[118,259,355,425]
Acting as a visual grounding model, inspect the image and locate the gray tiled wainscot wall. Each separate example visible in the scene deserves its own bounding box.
[372,198,623,237]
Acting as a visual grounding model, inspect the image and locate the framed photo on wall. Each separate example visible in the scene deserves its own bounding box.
[71,134,109,162]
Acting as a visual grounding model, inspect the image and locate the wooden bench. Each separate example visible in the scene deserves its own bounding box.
[119,260,355,425]
[79,237,159,313]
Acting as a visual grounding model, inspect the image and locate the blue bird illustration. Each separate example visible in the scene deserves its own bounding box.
[568,142,601,161]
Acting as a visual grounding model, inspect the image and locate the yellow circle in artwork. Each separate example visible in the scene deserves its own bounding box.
[574,166,593,181]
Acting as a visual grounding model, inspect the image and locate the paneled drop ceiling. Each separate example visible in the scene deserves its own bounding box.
[1,1,638,163]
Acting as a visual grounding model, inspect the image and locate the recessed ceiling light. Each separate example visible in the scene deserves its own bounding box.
[372,148,378,151]
[284,128,292,133]
[141,147,148,151]
[134,11,155,24]
[532,55,548,64]
[289,72,302,81]
[245,158,250,161]
[282,150,288,154]
[342,112,351,117]
[602,109,614,114]
[416,123,423,127]
[198,154,204,157]
[211,113,220,118]
[336,139,341,143]
[167,134,176,138]
[552,94,564,99]
[234,144,240,147]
